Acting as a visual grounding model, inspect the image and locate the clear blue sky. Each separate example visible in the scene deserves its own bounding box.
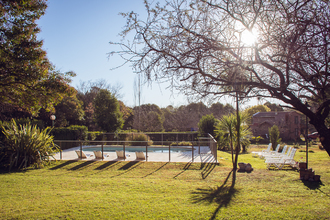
[37,0,189,108]
[37,0,274,109]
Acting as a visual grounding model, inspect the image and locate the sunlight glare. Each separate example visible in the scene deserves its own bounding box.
[241,29,257,46]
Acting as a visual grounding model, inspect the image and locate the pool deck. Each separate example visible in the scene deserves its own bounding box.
[53,145,218,163]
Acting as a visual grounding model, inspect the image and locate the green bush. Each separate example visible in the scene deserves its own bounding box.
[51,125,88,140]
[269,125,282,150]
[170,141,192,146]
[126,133,153,146]
[0,119,59,171]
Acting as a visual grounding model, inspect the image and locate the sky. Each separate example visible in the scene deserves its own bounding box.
[37,0,190,108]
[37,0,270,109]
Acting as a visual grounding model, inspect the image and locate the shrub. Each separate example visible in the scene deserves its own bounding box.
[126,133,153,146]
[198,114,217,137]
[0,119,59,171]
[51,125,88,140]
[268,125,281,150]
[170,141,192,146]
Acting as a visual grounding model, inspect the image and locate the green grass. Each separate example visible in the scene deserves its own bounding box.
[0,144,329,219]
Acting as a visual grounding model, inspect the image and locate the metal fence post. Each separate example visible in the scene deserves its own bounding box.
[80,141,82,159]
[146,145,148,162]
[169,144,171,162]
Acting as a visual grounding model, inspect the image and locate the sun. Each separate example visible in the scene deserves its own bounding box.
[241,29,257,46]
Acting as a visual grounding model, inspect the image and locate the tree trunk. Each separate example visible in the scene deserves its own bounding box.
[309,118,330,157]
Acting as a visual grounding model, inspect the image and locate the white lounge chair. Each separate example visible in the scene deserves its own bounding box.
[116,150,126,159]
[93,151,108,159]
[251,143,272,157]
[135,151,146,160]
[75,150,92,159]
[259,144,281,158]
[263,145,288,159]
[265,148,297,169]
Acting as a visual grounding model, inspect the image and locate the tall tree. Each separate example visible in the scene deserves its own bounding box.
[93,89,123,132]
[54,94,85,127]
[0,0,74,114]
[111,0,330,156]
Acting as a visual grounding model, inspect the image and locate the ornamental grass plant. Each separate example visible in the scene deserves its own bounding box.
[0,119,58,171]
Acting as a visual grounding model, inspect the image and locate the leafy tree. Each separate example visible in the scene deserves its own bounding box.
[264,102,284,112]
[112,0,330,156]
[0,1,75,114]
[133,104,164,132]
[198,114,217,137]
[54,95,85,127]
[93,89,123,132]
[244,105,271,125]
[269,125,282,151]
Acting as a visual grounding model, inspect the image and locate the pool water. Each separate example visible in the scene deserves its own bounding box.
[83,146,195,153]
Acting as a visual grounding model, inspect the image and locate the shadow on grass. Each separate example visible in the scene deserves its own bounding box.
[49,160,77,170]
[201,163,216,179]
[302,180,329,196]
[143,162,169,178]
[69,160,96,171]
[173,162,192,178]
[191,170,239,220]
[110,161,142,178]
[118,161,140,170]
[95,161,118,170]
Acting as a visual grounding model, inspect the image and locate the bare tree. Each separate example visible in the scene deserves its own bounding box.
[110,0,330,156]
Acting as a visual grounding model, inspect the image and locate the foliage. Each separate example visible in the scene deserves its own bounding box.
[133,104,164,132]
[268,125,282,150]
[51,125,88,141]
[198,114,217,137]
[111,0,330,156]
[0,0,75,114]
[126,133,153,146]
[54,95,85,127]
[250,136,264,145]
[0,119,58,170]
[170,141,193,146]
[93,89,124,132]
[264,102,284,112]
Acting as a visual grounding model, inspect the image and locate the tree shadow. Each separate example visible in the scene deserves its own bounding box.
[143,162,169,178]
[49,160,76,170]
[94,161,118,170]
[69,161,95,171]
[191,169,239,220]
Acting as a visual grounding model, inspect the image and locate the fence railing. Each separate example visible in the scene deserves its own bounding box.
[53,138,217,163]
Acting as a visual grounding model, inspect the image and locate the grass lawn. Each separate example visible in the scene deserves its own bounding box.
[0,144,329,219]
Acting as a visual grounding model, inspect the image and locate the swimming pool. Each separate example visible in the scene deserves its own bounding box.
[83,145,195,153]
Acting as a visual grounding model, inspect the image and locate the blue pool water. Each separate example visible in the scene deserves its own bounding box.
[83,146,194,153]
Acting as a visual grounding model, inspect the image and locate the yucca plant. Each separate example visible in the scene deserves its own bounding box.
[0,119,59,171]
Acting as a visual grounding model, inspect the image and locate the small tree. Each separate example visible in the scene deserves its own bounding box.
[198,114,217,137]
[269,125,281,150]
[93,89,124,132]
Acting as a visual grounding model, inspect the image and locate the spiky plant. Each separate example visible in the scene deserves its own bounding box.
[0,119,59,171]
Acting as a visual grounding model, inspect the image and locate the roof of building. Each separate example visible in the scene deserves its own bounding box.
[253,111,300,117]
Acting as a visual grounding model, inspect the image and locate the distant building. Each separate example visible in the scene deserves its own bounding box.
[250,111,302,141]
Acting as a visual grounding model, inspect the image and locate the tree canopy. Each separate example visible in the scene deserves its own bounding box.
[111,0,330,156]
[0,0,75,115]
[93,89,124,132]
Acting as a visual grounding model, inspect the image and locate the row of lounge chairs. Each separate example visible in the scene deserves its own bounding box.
[252,144,298,169]
[75,150,146,160]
